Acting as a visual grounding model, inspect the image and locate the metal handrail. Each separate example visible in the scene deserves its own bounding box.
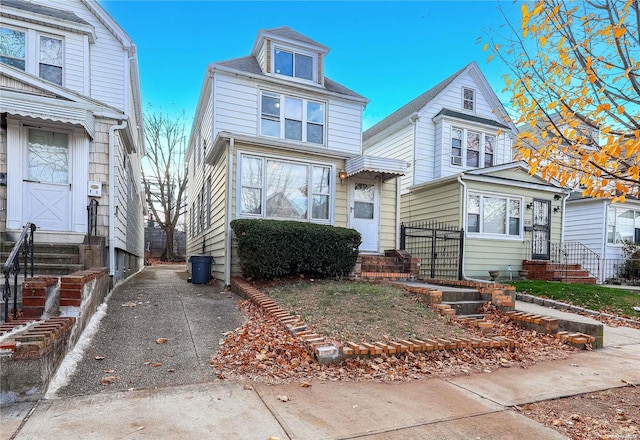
[2,223,36,322]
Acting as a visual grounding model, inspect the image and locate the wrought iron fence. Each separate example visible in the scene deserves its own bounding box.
[400,221,463,280]
[2,223,36,322]
[601,258,640,283]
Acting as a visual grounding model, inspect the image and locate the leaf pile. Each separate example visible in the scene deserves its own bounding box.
[521,386,640,440]
[209,300,576,384]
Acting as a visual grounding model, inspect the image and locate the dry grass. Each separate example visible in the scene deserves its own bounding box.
[262,279,475,343]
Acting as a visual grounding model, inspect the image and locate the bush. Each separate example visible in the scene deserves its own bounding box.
[230,219,361,280]
[619,241,640,280]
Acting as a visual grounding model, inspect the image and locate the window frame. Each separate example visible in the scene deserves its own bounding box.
[237,152,334,224]
[466,191,524,240]
[272,44,316,83]
[462,87,475,112]
[607,205,640,245]
[0,26,26,70]
[0,26,65,85]
[450,126,498,170]
[260,91,326,146]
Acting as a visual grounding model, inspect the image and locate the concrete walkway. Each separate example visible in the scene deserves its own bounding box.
[2,269,640,439]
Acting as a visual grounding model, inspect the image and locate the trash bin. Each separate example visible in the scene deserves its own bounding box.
[189,255,214,284]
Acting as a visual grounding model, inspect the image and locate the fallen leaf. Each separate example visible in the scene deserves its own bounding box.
[101,376,117,385]
[152,363,162,367]
[243,384,254,390]
[94,354,105,360]
[167,368,175,373]
[121,301,137,308]
[277,395,290,402]
[156,338,168,344]
[300,382,311,388]
[104,369,115,374]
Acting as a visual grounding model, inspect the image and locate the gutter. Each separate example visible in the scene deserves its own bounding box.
[409,112,419,187]
[109,120,127,278]
[225,137,235,286]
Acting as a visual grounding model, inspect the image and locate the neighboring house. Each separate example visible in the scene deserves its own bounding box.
[363,62,566,280]
[564,193,640,282]
[186,27,406,285]
[0,0,145,283]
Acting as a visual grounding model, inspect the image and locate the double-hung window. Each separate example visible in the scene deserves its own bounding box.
[0,27,63,85]
[451,126,497,169]
[0,27,25,70]
[274,47,314,81]
[463,87,475,111]
[240,154,331,222]
[261,92,325,145]
[467,193,522,237]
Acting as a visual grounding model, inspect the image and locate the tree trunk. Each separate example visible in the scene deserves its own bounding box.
[160,227,177,261]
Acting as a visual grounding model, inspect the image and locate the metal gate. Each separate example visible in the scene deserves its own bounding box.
[400,221,464,280]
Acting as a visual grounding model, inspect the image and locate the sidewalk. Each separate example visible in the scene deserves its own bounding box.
[2,269,640,439]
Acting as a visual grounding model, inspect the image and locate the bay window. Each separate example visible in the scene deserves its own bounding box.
[467,193,522,237]
[261,92,325,145]
[240,154,332,222]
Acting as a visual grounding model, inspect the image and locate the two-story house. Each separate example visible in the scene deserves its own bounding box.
[363,62,566,280]
[186,27,406,285]
[0,0,145,283]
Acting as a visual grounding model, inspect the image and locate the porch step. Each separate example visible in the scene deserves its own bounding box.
[522,260,597,284]
[442,300,487,316]
[441,289,482,302]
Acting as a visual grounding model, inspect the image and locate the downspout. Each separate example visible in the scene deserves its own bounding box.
[456,175,470,280]
[225,137,234,286]
[409,112,419,187]
[109,120,128,279]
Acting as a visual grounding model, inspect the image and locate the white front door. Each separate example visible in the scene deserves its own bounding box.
[350,179,379,252]
[22,129,71,231]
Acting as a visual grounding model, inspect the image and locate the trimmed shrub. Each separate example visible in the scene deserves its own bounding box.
[230,219,361,280]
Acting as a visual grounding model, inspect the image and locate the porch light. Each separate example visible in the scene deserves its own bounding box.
[526,202,533,210]
[338,169,348,184]
[554,206,561,213]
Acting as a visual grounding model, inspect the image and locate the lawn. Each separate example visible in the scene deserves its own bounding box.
[510,280,640,317]
[262,279,474,343]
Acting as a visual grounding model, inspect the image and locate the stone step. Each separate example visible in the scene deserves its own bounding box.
[441,290,482,302]
[442,300,487,316]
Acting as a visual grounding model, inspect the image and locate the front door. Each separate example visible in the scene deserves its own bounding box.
[350,179,379,252]
[22,129,71,231]
[531,199,551,260]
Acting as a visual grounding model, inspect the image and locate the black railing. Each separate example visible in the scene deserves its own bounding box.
[400,221,464,280]
[2,223,36,322]
[87,199,99,240]
[601,258,640,283]
[525,240,601,281]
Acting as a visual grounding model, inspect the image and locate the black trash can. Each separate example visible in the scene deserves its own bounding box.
[189,255,214,284]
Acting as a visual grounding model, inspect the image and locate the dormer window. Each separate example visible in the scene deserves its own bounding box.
[273,46,315,81]
[463,87,475,111]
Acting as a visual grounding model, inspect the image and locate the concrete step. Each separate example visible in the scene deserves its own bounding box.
[0,252,80,265]
[442,300,487,316]
[441,290,482,302]
[0,242,80,255]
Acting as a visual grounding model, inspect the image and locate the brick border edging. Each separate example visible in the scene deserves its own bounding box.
[231,277,529,365]
[0,317,76,359]
[516,292,640,326]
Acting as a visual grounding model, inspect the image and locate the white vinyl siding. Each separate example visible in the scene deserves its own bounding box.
[363,124,414,193]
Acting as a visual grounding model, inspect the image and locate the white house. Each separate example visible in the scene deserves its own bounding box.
[0,0,145,283]
[363,62,567,280]
[186,27,407,285]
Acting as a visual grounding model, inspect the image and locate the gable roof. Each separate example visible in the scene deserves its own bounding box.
[2,0,90,24]
[262,26,326,50]
[434,108,510,129]
[211,56,366,100]
[363,64,469,141]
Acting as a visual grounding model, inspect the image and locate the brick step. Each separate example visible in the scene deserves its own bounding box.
[360,264,404,273]
[551,276,597,285]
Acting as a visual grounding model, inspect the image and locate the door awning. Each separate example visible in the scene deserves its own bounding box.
[1,95,96,139]
[345,155,408,182]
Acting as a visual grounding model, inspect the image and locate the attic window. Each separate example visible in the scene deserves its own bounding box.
[274,47,314,81]
[463,87,475,111]
[0,27,26,70]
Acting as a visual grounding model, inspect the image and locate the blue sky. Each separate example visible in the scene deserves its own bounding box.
[98,1,521,130]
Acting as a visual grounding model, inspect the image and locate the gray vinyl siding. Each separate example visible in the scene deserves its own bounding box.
[564,199,606,256]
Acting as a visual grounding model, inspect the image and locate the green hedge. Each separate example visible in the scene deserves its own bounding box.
[230,219,361,279]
